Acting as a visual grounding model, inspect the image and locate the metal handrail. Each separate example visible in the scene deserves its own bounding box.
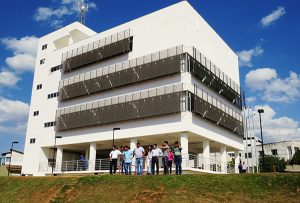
[56,83,184,116]
[61,29,132,62]
[59,45,185,88]
[38,154,231,174]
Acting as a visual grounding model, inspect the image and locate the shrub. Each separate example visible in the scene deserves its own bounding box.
[259,155,286,172]
[290,149,300,165]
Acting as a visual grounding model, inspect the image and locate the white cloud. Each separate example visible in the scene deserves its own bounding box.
[34,6,70,22]
[1,36,38,72]
[250,105,300,143]
[0,97,29,135]
[245,68,300,103]
[245,68,277,90]
[1,36,38,56]
[5,54,36,72]
[260,6,286,27]
[0,71,20,87]
[236,46,263,67]
[246,96,257,104]
[34,0,97,28]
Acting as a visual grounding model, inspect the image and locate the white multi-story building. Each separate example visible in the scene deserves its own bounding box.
[22,1,244,176]
[241,136,261,172]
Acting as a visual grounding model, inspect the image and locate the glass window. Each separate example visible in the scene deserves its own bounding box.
[42,44,47,50]
[30,138,36,144]
[33,111,39,116]
[248,153,252,158]
[37,84,42,90]
[40,59,45,65]
[271,149,278,155]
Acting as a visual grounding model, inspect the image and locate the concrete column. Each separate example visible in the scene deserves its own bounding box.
[235,150,240,174]
[220,146,227,173]
[180,133,189,168]
[56,146,63,172]
[130,138,137,172]
[130,138,137,151]
[89,143,97,171]
[203,140,210,171]
[85,149,89,160]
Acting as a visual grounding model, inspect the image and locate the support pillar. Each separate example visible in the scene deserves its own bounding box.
[85,149,89,160]
[89,143,96,171]
[220,146,227,173]
[235,150,240,174]
[180,133,189,168]
[56,146,63,172]
[130,138,137,172]
[203,140,210,171]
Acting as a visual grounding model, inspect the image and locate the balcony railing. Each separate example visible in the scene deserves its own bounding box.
[61,29,133,73]
[59,45,185,101]
[188,54,242,109]
[56,83,184,131]
[38,154,233,174]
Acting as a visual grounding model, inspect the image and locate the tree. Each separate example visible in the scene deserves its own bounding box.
[290,149,300,165]
[259,155,286,172]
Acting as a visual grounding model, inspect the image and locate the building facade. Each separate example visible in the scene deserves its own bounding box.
[240,138,300,172]
[22,1,244,176]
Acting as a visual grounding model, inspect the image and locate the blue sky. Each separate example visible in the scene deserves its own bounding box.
[0,0,300,153]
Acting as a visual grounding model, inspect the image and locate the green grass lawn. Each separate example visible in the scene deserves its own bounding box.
[0,174,299,203]
[0,166,7,176]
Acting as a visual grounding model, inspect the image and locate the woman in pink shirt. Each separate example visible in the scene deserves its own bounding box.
[167,150,174,174]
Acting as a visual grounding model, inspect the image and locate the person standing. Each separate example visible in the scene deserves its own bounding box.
[167,149,174,174]
[119,146,125,174]
[123,145,133,175]
[173,141,182,175]
[238,161,243,174]
[133,142,145,176]
[79,155,87,171]
[146,145,153,175]
[162,141,170,175]
[151,144,163,175]
[242,161,247,173]
[109,145,121,175]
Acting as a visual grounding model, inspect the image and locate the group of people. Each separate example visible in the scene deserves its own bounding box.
[109,141,183,176]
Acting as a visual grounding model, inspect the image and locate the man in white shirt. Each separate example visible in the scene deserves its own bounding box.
[133,142,145,176]
[109,145,122,175]
[151,144,163,175]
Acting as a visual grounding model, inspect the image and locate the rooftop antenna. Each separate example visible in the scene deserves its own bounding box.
[78,0,89,24]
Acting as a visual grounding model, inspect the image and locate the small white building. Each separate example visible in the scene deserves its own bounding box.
[1,150,24,174]
[259,140,300,161]
[240,139,300,172]
[22,1,244,176]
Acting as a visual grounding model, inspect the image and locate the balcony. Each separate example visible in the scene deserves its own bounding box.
[56,83,243,136]
[191,86,243,137]
[59,45,242,111]
[188,52,242,109]
[56,84,184,131]
[61,29,133,73]
[59,46,185,101]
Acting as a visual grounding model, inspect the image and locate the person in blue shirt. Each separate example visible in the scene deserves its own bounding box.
[123,145,133,175]
[80,155,87,171]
